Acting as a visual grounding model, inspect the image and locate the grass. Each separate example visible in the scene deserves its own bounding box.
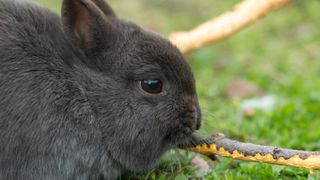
[35,0,320,179]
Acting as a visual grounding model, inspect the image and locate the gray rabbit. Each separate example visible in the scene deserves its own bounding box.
[0,0,203,179]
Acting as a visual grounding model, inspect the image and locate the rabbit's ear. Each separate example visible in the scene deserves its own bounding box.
[90,0,116,17]
[62,0,116,54]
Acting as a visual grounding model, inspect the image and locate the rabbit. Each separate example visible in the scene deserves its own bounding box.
[0,0,203,179]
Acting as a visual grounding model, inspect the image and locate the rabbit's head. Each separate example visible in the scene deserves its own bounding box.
[62,0,201,171]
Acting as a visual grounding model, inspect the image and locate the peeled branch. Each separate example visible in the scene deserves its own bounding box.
[187,133,320,172]
[170,0,291,53]
[171,0,320,172]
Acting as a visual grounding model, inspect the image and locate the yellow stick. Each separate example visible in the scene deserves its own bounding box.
[187,133,320,172]
[170,0,291,54]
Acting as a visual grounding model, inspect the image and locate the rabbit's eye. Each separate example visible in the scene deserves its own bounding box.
[140,79,163,94]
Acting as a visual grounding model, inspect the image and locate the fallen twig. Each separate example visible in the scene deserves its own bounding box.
[187,133,320,172]
[170,0,291,53]
[171,0,320,172]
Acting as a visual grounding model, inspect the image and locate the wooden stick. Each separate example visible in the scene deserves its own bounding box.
[187,133,320,172]
[171,0,320,172]
[169,0,291,54]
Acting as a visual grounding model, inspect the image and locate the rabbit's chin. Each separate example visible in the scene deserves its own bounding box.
[109,132,196,173]
[111,145,170,173]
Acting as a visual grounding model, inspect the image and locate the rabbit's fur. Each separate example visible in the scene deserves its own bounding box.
[0,0,202,179]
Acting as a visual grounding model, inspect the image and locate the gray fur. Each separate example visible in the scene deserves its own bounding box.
[0,0,202,179]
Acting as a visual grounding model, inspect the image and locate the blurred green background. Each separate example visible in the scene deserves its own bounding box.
[35,0,320,179]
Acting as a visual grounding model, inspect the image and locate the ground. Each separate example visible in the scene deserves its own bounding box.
[36,0,320,179]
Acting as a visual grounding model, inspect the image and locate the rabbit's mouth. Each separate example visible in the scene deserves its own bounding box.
[167,110,202,147]
[180,105,202,132]
[195,105,202,130]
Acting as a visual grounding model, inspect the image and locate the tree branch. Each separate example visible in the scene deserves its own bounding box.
[186,133,320,172]
[171,0,320,172]
[169,0,291,54]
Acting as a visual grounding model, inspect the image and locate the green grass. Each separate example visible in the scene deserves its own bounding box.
[35,0,320,179]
